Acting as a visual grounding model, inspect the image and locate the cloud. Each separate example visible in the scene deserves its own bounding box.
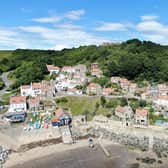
[32,16,62,23]
[95,22,128,31]
[141,15,159,21]
[0,27,28,49]
[21,8,32,13]
[56,23,82,30]
[18,25,109,50]
[65,9,85,20]
[136,19,168,44]
[32,9,85,23]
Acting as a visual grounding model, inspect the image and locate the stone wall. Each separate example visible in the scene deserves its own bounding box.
[153,137,168,155]
[90,127,149,151]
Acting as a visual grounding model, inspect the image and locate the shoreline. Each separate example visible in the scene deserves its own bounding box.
[4,139,107,168]
[4,138,168,168]
[1,123,168,168]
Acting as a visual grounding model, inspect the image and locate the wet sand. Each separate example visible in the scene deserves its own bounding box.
[8,146,137,168]
[5,139,168,168]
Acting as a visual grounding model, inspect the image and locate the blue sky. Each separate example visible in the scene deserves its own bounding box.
[0,0,168,50]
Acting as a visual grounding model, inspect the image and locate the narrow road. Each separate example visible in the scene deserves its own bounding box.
[0,71,14,100]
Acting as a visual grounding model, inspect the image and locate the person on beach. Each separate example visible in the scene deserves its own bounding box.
[88,137,94,148]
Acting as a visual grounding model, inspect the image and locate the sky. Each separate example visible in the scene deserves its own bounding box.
[0,0,168,50]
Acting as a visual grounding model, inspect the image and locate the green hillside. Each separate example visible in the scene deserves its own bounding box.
[0,39,168,88]
[0,50,13,59]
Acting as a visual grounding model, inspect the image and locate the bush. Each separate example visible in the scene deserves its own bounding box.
[139,99,146,107]
[120,98,128,106]
[105,99,118,108]
[56,97,68,103]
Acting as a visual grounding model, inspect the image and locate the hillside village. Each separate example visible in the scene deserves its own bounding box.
[1,62,167,129]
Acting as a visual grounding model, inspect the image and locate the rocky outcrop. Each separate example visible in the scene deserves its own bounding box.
[153,138,168,157]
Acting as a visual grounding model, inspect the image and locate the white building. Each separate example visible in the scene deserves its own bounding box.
[20,82,42,97]
[135,108,148,125]
[31,82,42,97]
[153,96,168,109]
[9,96,27,113]
[20,85,32,96]
[158,84,168,96]
[115,106,133,120]
[62,66,74,74]
[67,88,82,95]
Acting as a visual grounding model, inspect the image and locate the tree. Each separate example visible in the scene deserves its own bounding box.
[120,98,128,106]
[95,102,100,111]
[100,96,106,107]
[92,77,110,87]
[139,99,147,107]
[105,99,118,108]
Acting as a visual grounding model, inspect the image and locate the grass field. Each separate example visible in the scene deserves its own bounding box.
[0,50,13,60]
[55,96,113,119]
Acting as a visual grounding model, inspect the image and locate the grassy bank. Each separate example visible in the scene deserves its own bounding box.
[55,96,118,119]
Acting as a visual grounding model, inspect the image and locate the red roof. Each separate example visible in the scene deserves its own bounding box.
[10,96,26,104]
[62,66,72,71]
[21,85,30,89]
[46,64,60,71]
[55,108,64,119]
[111,76,121,81]
[115,106,127,113]
[102,88,114,93]
[157,96,168,100]
[89,83,100,88]
[68,87,78,92]
[32,82,41,90]
[136,109,148,116]
[129,83,137,88]
[29,97,40,104]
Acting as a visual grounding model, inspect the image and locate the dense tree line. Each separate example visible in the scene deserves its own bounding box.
[0,77,5,90]
[0,39,168,88]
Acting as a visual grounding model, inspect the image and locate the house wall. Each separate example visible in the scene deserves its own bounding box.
[10,103,27,112]
[135,115,147,125]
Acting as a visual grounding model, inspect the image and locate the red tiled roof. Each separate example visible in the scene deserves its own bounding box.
[10,96,26,104]
[129,83,137,88]
[21,85,30,89]
[111,76,121,82]
[102,88,114,93]
[115,106,127,113]
[157,96,168,100]
[89,83,100,87]
[68,88,78,92]
[32,82,42,89]
[136,109,148,116]
[29,97,40,104]
[55,108,64,119]
[46,64,60,71]
[91,68,102,72]
[62,66,72,70]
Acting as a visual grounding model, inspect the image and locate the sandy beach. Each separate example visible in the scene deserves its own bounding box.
[4,139,168,168]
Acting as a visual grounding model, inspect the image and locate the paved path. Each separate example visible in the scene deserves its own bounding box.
[55,93,140,100]
[0,71,13,100]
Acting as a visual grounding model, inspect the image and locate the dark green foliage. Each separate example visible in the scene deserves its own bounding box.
[1,39,168,88]
[120,97,128,106]
[0,77,5,90]
[95,102,100,111]
[105,99,118,108]
[56,97,68,103]
[100,96,106,107]
[139,99,147,107]
[92,77,110,87]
